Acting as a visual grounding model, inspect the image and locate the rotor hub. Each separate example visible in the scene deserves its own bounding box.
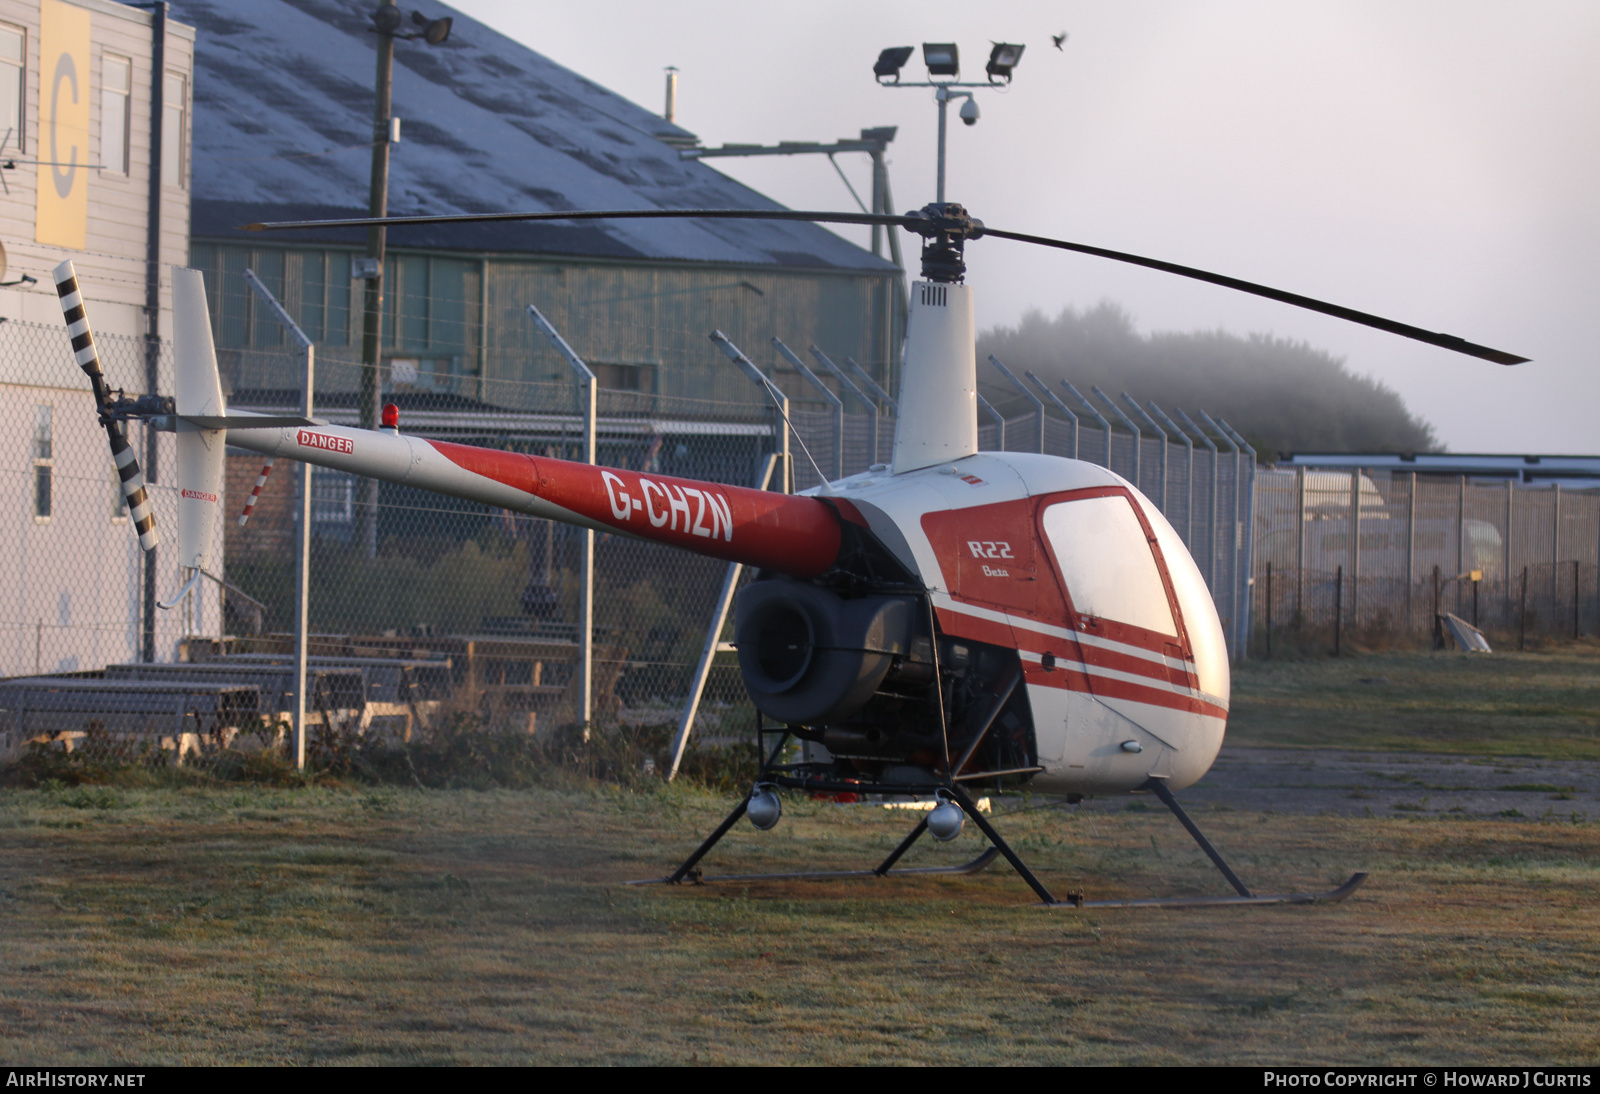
[904,202,985,284]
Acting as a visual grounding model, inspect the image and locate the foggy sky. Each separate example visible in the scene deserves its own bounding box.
[451,0,1600,455]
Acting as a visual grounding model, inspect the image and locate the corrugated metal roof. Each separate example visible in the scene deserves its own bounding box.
[173,0,898,271]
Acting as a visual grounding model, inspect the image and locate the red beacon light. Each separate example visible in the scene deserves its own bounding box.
[380,403,400,433]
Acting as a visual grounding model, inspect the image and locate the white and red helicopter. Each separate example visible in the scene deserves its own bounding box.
[56,202,1522,907]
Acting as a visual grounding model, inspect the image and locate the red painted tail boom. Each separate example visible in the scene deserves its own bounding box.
[225,420,844,578]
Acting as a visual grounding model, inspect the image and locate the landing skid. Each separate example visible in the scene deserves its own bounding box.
[629,772,1369,909]
[627,846,1002,886]
[1048,872,1369,910]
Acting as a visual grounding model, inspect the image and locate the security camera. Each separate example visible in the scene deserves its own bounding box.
[959,97,980,126]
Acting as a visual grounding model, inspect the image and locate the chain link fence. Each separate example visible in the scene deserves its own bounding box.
[29,292,1543,774]
[1253,468,1600,654]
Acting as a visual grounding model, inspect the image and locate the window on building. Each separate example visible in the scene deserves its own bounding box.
[386,356,456,392]
[0,24,23,154]
[33,405,52,521]
[101,54,131,175]
[592,363,650,392]
[312,467,354,525]
[161,71,186,187]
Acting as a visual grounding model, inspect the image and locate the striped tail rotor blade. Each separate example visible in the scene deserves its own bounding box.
[239,458,273,526]
[108,423,158,551]
[52,259,111,408]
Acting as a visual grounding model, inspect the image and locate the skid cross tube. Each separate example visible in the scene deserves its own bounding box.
[1143,777,1252,897]
[948,785,1056,904]
[665,793,751,884]
[873,816,930,875]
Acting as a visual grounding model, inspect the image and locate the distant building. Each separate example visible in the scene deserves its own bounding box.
[171,0,902,414]
[0,0,203,672]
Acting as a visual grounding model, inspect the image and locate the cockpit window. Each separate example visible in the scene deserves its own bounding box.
[1040,494,1177,637]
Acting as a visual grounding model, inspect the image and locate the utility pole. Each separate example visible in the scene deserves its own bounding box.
[356,1,451,558]
[356,2,398,558]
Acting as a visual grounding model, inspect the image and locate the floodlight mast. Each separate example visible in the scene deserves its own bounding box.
[357,0,452,556]
[875,41,1024,204]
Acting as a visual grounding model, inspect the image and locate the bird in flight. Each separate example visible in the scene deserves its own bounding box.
[1052,31,1068,50]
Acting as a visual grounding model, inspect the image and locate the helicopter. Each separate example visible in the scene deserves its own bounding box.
[53,199,1523,908]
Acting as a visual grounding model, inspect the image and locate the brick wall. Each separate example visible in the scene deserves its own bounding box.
[225,452,295,559]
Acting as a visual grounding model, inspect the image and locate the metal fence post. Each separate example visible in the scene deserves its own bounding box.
[527,305,595,730]
[843,355,898,412]
[1266,561,1273,659]
[844,356,896,468]
[1147,402,1192,548]
[773,338,843,480]
[1457,473,1466,615]
[1553,482,1562,624]
[1519,566,1528,650]
[810,346,878,471]
[669,454,780,781]
[1296,466,1307,623]
[1506,478,1515,628]
[1440,569,1452,646]
[1124,395,1168,512]
[244,269,313,770]
[976,394,1005,451]
[714,332,794,492]
[1093,386,1142,493]
[1217,418,1256,661]
[1173,407,1219,600]
[1061,380,1111,468]
[1027,370,1077,459]
[987,355,1044,453]
[1197,411,1240,657]
[1405,471,1416,635]
[1348,466,1361,635]
[1334,564,1343,657]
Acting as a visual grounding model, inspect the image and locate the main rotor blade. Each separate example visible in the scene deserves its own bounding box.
[980,226,1528,365]
[241,208,916,233]
[244,206,1527,364]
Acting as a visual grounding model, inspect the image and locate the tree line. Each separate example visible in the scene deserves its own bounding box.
[974,302,1437,462]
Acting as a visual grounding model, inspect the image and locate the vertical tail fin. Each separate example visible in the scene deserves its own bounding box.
[171,267,226,572]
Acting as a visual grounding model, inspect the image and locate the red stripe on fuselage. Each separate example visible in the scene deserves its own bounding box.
[938,604,1222,718]
[428,441,843,578]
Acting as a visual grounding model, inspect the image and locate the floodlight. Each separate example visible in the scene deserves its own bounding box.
[873,46,914,82]
[410,10,452,44]
[986,41,1024,83]
[922,42,959,78]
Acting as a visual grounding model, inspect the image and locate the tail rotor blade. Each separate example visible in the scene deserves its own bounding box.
[56,260,159,552]
[53,259,116,408]
[108,423,158,552]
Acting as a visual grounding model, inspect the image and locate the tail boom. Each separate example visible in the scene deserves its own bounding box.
[224,421,842,578]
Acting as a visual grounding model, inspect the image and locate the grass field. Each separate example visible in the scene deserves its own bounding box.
[1,780,1598,1065]
[1,646,1597,1065]
[1229,642,1600,759]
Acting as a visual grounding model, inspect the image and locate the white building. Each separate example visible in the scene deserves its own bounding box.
[0,0,202,675]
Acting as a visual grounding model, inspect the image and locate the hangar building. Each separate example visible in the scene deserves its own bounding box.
[169,0,903,414]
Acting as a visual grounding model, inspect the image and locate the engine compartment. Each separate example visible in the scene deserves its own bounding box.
[734,574,1037,784]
